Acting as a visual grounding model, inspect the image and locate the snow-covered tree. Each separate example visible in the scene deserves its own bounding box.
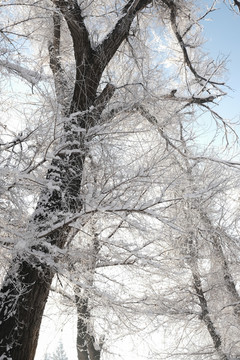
[43,353,52,360]
[50,342,68,360]
[0,1,238,360]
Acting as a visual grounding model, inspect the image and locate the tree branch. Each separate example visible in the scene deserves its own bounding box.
[51,0,151,112]
[135,104,240,168]
[0,59,42,86]
[199,211,240,318]
[162,0,224,90]
[185,231,229,360]
[86,83,116,127]
[95,0,152,71]
[48,11,69,107]
[51,0,92,71]
[234,0,240,12]
[191,268,228,359]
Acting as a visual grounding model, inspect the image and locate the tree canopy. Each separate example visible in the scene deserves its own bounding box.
[0,1,240,360]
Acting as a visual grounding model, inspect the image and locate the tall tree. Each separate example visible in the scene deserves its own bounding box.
[0,1,157,359]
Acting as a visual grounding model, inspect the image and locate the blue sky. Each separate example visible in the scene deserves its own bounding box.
[202,1,240,121]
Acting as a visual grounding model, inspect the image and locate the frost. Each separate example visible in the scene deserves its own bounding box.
[0,59,42,85]
[47,181,61,192]
[14,240,26,251]
[0,1,238,360]
[0,355,12,360]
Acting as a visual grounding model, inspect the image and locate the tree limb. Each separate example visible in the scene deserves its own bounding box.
[234,0,240,11]
[191,266,228,359]
[0,59,42,85]
[48,11,69,107]
[95,0,152,71]
[162,0,224,90]
[135,104,240,169]
[86,83,116,128]
[52,0,92,64]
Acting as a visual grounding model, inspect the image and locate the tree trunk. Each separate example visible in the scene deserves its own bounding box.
[187,235,229,360]
[0,261,53,360]
[75,236,101,360]
[0,104,86,357]
[0,98,89,360]
[76,296,100,360]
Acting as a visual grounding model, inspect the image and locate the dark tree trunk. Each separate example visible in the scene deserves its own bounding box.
[0,114,85,359]
[0,261,53,360]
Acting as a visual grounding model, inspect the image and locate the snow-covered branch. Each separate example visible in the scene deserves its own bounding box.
[0,59,42,85]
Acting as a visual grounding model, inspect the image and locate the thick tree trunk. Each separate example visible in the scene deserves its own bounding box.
[0,261,53,360]
[0,107,86,357]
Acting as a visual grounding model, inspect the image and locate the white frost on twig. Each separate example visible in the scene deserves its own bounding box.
[0,59,43,85]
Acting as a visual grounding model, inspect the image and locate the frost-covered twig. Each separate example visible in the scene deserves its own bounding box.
[0,59,42,85]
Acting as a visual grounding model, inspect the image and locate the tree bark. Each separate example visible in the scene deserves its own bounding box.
[75,235,101,360]
[0,261,53,360]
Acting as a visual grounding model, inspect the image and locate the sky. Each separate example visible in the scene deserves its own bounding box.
[182,0,240,155]
[201,1,240,132]
[33,2,240,359]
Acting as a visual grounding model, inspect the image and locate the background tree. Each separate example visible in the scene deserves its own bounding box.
[51,342,68,360]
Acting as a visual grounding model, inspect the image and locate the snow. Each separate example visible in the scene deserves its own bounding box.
[0,59,43,85]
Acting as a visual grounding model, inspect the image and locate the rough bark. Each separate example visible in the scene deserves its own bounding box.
[0,255,55,360]
[0,1,152,359]
[48,11,69,108]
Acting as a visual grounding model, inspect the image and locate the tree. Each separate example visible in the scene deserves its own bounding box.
[142,126,240,359]
[43,342,68,360]
[0,1,229,360]
[51,342,68,360]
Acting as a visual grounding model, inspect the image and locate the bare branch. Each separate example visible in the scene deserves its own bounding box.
[0,59,42,85]
[136,104,240,169]
[162,0,224,90]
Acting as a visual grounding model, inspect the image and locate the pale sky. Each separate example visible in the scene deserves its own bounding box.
[203,0,240,121]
